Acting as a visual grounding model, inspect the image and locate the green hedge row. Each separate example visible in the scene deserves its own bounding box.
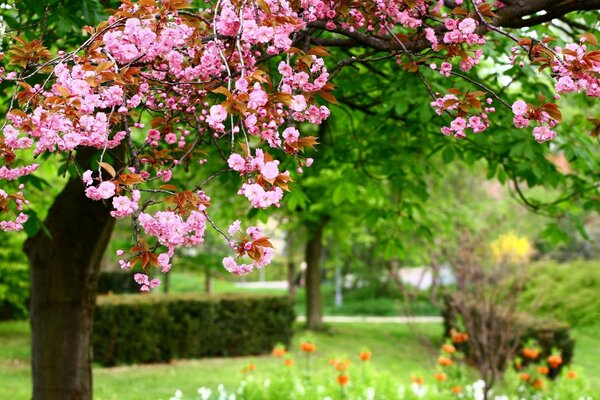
[93,293,296,366]
[0,267,29,321]
[97,270,139,294]
[442,294,574,377]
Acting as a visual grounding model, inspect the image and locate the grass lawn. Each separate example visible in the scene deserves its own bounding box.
[0,320,444,400]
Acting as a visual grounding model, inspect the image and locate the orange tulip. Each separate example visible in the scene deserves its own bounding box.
[522,348,540,360]
[248,363,256,371]
[547,354,563,369]
[438,356,453,367]
[532,378,544,390]
[300,342,317,353]
[450,329,469,344]
[451,386,462,394]
[336,359,350,371]
[442,344,456,354]
[519,373,531,381]
[284,358,294,367]
[359,351,372,361]
[537,366,549,375]
[567,370,577,379]
[410,375,424,385]
[433,373,447,382]
[272,348,287,357]
[337,375,349,386]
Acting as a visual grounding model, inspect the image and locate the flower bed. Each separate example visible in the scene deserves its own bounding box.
[164,335,592,400]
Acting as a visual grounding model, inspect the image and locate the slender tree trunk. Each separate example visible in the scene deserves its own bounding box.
[163,270,171,293]
[285,230,296,302]
[287,260,296,302]
[24,170,116,400]
[305,222,325,330]
[205,267,212,294]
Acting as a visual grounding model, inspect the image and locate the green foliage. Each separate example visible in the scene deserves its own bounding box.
[520,260,600,328]
[295,283,440,317]
[0,232,29,321]
[0,0,110,43]
[93,293,295,366]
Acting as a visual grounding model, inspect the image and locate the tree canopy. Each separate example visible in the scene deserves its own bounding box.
[0,0,599,288]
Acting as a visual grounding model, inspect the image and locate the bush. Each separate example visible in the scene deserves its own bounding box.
[93,293,295,366]
[0,232,30,321]
[97,270,139,294]
[519,259,600,328]
[442,295,574,376]
[0,266,29,321]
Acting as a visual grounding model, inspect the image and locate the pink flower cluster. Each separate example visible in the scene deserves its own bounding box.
[137,207,207,253]
[103,17,193,65]
[0,184,29,231]
[431,93,494,138]
[133,273,161,292]
[228,149,287,208]
[0,164,38,180]
[111,190,140,218]
[222,224,274,276]
[553,42,600,97]
[442,18,484,46]
[511,100,557,143]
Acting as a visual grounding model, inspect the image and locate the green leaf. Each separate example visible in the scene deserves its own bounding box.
[394,101,409,116]
[286,188,309,211]
[540,223,569,246]
[442,146,455,163]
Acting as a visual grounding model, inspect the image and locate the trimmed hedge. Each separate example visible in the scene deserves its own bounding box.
[0,267,29,321]
[93,293,295,366]
[97,270,139,294]
[442,294,574,377]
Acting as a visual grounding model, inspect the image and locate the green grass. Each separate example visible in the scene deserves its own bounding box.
[0,320,443,400]
[571,326,600,388]
[2,318,600,399]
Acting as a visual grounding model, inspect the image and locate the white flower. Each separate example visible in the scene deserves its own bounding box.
[365,387,376,400]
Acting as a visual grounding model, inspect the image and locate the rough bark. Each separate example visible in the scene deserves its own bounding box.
[205,267,212,294]
[287,260,296,302]
[24,174,115,400]
[305,222,324,330]
[285,231,297,302]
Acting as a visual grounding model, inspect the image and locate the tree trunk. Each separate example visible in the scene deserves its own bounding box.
[287,260,296,302]
[286,230,297,302]
[24,176,115,400]
[163,270,171,293]
[205,267,212,294]
[305,222,324,330]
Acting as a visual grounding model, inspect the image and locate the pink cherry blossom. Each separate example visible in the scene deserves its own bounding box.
[512,100,528,116]
[261,161,280,180]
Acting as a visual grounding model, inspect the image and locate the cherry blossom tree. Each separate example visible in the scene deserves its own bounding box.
[0,0,599,398]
